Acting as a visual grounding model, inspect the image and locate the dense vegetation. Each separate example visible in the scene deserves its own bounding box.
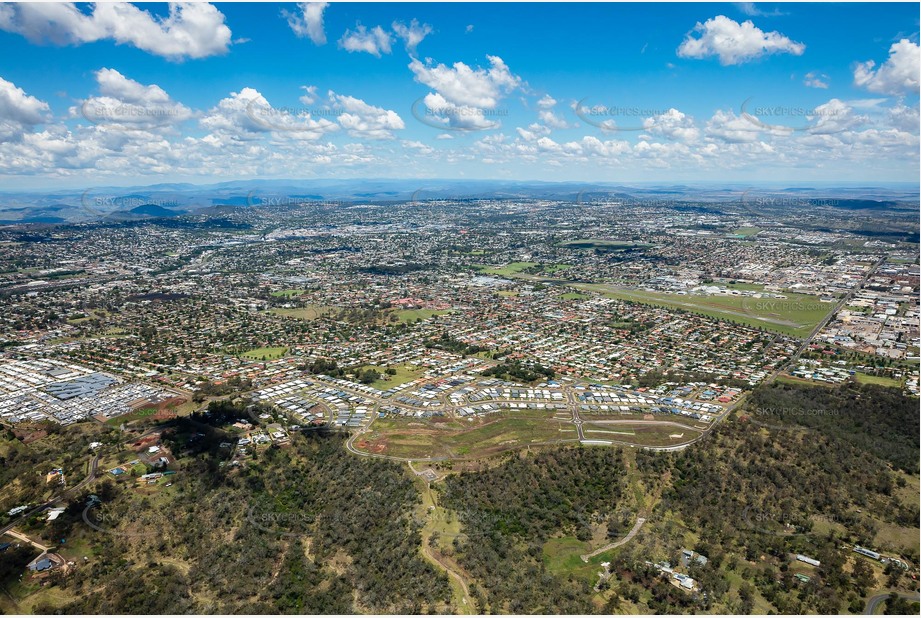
[635,368,750,389]
[3,381,918,615]
[631,381,920,613]
[26,427,451,614]
[482,360,555,383]
[745,381,920,473]
[438,447,627,613]
[425,333,488,356]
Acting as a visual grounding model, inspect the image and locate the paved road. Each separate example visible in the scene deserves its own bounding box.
[581,517,647,562]
[863,590,920,614]
[69,453,100,493]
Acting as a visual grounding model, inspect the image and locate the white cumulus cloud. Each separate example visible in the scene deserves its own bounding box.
[77,68,193,130]
[201,87,338,139]
[282,2,328,46]
[338,24,392,57]
[419,92,499,132]
[392,19,432,54]
[0,75,51,141]
[677,15,804,65]
[329,91,404,139]
[0,2,232,60]
[854,39,920,96]
[803,71,829,89]
[643,108,701,141]
[409,55,521,109]
[299,85,318,105]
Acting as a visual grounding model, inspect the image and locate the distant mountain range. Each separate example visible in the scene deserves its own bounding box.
[0,179,917,224]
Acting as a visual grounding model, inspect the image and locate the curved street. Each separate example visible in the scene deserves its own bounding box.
[863,590,920,615]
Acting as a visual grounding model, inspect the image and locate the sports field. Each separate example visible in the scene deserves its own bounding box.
[241,346,288,360]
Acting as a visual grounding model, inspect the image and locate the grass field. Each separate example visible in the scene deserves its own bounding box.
[357,412,705,458]
[732,227,762,237]
[543,536,596,580]
[393,308,453,323]
[358,364,423,390]
[497,290,519,297]
[475,262,537,276]
[774,374,839,389]
[241,346,288,360]
[3,582,77,614]
[354,411,576,460]
[484,265,831,337]
[269,305,335,320]
[571,283,832,337]
[725,282,765,291]
[270,289,306,298]
[854,372,902,388]
[105,407,157,426]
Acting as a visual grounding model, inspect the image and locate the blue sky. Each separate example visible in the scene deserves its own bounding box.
[0,2,918,188]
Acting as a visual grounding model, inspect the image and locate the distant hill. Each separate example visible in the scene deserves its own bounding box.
[129,203,181,217]
[103,204,184,221]
[0,178,917,224]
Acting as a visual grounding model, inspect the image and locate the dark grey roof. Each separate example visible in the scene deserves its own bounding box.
[44,373,116,400]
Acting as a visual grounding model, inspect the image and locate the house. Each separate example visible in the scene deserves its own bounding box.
[796,554,821,567]
[27,552,62,572]
[30,558,53,572]
[680,549,709,567]
[853,546,882,561]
